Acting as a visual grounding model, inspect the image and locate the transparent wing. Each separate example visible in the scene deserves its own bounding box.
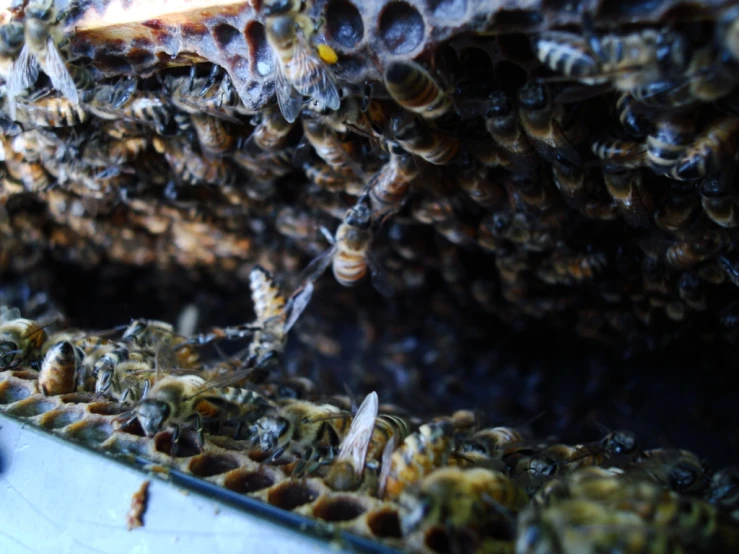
[283,280,314,334]
[0,306,21,322]
[275,65,302,124]
[298,244,336,285]
[336,391,378,478]
[367,252,394,298]
[293,35,340,111]
[7,45,39,119]
[377,434,397,499]
[42,37,79,105]
[186,368,261,400]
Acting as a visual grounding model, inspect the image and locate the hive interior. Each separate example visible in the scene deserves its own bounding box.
[1,0,739,552]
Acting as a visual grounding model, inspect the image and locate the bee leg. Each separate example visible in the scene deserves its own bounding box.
[185,413,205,450]
[268,445,287,464]
[142,379,151,399]
[120,389,130,404]
[170,424,181,457]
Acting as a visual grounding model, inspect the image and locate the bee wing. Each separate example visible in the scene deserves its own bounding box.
[7,44,39,119]
[367,252,394,298]
[283,280,314,334]
[377,433,397,499]
[293,34,340,112]
[185,368,260,399]
[275,65,303,124]
[0,306,21,322]
[42,37,79,105]
[336,391,378,478]
[298,244,336,285]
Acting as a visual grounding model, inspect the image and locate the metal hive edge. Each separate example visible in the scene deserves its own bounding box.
[0,409,405,554]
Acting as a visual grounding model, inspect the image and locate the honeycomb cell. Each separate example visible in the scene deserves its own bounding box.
[6,397,57,417]
[313,495,368,522]
[119,418,147,437]
[188,453,241,477]
[66,420,114,446]
[60,392,97,404]
[154,431,201,457]
[428,0,467,21]
[244,21,273,77]
[38,408,85,429]
[378,2,425,55]
[87,401,130,415]
[267,481,319,510]
[325,0,364,49]
[367,508,403,538]
[224,468,276,494]
[0,381,32,405]
[212,23,242,51]
[105,437,152,457]
[424,526,476,554]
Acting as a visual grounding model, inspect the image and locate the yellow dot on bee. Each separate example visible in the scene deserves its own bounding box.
[317,44,339,64]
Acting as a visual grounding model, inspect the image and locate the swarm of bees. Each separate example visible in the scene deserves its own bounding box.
[1,0,739,551]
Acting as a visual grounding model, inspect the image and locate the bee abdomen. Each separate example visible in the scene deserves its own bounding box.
[384,61,451,120]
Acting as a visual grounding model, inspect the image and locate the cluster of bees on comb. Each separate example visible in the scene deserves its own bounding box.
[0,0,739,551]
[1,286,739,553]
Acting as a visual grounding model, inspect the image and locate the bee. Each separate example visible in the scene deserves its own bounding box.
[301,195,393,296]
[190,113,235,156]
[400,467,528,535]
[549,249,608,283]
[153,137,235,187]
[701,172,737,228]
[168,64,244,122]
[551,155,590,207]
[303,159,360,193]
[88,80,175,136]
[457,426,524,468]
[186,266,313,373]
[665,232,726,270]
[615,92,649,137]
[635,448,710,496]
[671,117,739,181]
[517,82,582,167]
[324,391,379,491]
[0,21,24,59]
[390,111,460,165]
[708,466,739,514]
[383,420,456,501]
[535,25,690,90]
[250,399,351,471]
[368,143,418,224]
[383,61,452,120]
[678,271,707,311]
[38,341,83,396]
[248,106,295,151]
[602,168,654,228]
[719,255,739,288]
[14,89,87,127]
[484,91,537,171]
[654,192,700,234]
[128,373,272,448]
[121,319,199,369]
[646,116,695,177]
[0,306,48,369]
[8,0,79,119]
[95,352,159,404]
[301,119,360,172]
[263,0,340,123]
[591,136,646,168]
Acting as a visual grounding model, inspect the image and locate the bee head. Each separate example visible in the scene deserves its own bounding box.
[26,0,55,22]
[267,15,296,48]
[517,82,548,110]
[485,91,510,118]
[345,198,371,228]
[136,399,171,437]
[253,416,290,452]
[95,366,114,396]
[0,340,19,367]
[263,0,296,16]
[389,112,419,141]
[0,22,24,55]
[602,430,637,456]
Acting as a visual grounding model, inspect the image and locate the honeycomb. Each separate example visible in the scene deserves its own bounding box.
[1,0,739,551]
